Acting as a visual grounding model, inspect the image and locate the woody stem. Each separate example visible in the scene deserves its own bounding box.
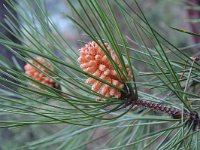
[132,99,197,120]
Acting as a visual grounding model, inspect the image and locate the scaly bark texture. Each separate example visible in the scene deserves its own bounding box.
[132,99,200,131]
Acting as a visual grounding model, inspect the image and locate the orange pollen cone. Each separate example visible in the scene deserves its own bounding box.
[24,57,55,88]
[78,41,133,100]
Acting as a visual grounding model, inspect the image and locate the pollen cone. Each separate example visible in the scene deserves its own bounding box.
[78,41,132,100]
[24,57,55,88]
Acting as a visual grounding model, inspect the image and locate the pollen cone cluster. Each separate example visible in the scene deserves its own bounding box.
[78,41,132,100]
[24,57,55,88]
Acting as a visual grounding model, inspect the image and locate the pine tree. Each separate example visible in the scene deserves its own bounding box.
[0,0,199,149]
